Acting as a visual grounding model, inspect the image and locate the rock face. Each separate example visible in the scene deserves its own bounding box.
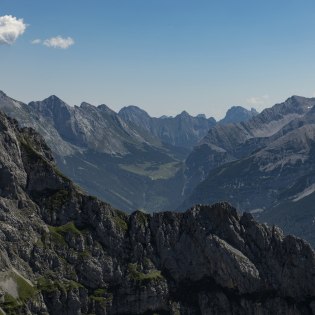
[0,111,315,314]
[28,95,155,156]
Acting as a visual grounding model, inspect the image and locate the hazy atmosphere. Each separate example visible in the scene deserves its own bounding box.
[2,0,315,118]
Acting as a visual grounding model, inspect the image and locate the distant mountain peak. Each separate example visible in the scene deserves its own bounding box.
[220,105,258,125]
[180,110,190,116]
[278,95,315,113]
[289,95,308,101]
[176,110,191,120]
[80,101,95,110]
[159,115,172,119]
[45,94,64,102]
[120,105,148,112]
[284,95,315,107]
[80,101,93,106]
[124,105,142,110]
[119,105,151,119]
[97,103,116,114]
[28,95,72,122]
[40,95,68,109]
[0,90,7,97]
[228,105,252,112]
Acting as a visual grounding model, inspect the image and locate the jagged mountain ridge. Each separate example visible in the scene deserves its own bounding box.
[28,95,158,155]
[118,104,258,148]
[0,91,189,212]
[118,105,217,148]
[183,95,315,197]
[0,90,257,213]
[0,110,315,314]
[182,96,315,246]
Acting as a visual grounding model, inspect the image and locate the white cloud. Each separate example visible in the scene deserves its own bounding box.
[43,36,74,49]
[246,94,269,106]
[0,15,26,45]
[31,38,41,44]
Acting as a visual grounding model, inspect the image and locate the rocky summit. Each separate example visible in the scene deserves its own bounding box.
[0,113,315,314]
[219,106,258,125]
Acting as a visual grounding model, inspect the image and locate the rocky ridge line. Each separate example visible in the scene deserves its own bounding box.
[0,111,314,314]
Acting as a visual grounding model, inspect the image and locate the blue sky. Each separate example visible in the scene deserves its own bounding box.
[1,0,315,119]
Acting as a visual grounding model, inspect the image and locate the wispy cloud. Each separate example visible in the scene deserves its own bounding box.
[43,36,74,49]
[0,15,26,45]
[31,38,41,44]
[246,95,269,106]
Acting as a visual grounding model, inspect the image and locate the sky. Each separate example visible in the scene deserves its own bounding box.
[1,0,315,119]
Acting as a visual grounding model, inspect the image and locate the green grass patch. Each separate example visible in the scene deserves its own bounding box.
[79,250,91,259]
[14,274,36,302]
[48,222,81,246]
[48,226,66,245]
[112,212,128,232]
[52,165,71,182]
[37,277,83,293]
[0,272,36,314]
[35,237,44,248]
[134,211,148,226]
[93,288,107,296]
[19,139,44,162]
[119,161,181,180]
[89,288,112,306]
[47,189,70,211]
[90,296,106,303]
[2,293,20,313]
[128,263,163,283]
[52,222,81,236]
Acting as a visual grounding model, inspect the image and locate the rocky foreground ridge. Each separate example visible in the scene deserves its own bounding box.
[0,110,315,314]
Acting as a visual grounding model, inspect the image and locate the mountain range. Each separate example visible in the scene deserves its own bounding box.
[0,90,256,213]
[119,106,216,148]
[0,110,314,314]
[3,89,315,247]
[182,95,315,245]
